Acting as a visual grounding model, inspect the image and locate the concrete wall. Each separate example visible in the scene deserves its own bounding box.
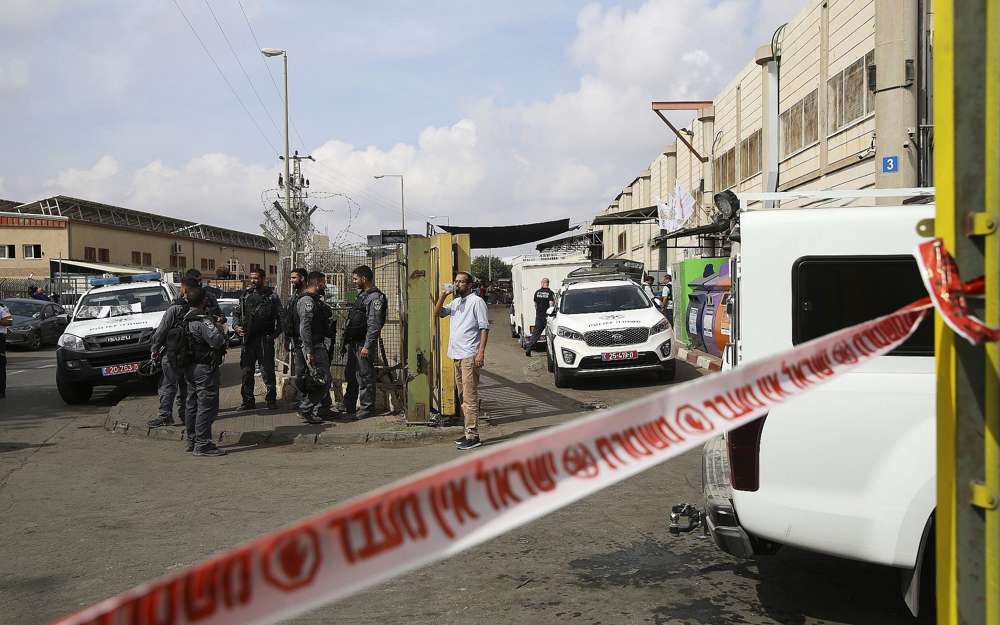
[0,214,70,277]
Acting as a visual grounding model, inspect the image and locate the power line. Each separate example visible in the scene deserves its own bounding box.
[236,0,308,150]
[202,0,282,140]
[170,0,278,155]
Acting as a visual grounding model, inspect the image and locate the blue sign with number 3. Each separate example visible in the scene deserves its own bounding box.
[882,156,899,173]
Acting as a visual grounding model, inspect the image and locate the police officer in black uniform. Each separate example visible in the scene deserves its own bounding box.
[340,265,387,420]
[149,276,197,427]
[296,271,333,423]
[235,268,282,410]
[523,278,555,356]
[180,285,228,456]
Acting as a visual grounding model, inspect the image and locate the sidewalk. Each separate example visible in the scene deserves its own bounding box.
[104,359,465,447]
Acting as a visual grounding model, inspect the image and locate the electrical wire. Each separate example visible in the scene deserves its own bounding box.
[202,0,282,140]
[170,0,278,155]
[236,0,308,150]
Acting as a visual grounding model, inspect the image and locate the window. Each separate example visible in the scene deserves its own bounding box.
[98,248,110,263]
[780,89,819,157]
[560,285,650,314]
[713,146,737,190]
[617,232,627,254]
[84,247,97,261]
[269,265,277,275]
[22,244,42,259]
[828,51,875,134]
[740,129,762,179]
[142,252,152,266]
[791,255,933,356]
[201,258,208,270]
[132,251,142,265]
[75,286,173,320]
[169,255,187,269]
[1,244,16,259]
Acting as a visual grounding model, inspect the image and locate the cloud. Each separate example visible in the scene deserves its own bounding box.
[0,59,30,95]
[29,0,804,249]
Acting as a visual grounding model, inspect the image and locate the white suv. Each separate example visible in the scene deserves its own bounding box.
[56,273,177,404]
[544,272,675,388]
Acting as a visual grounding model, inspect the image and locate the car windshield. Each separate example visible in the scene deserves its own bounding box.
[75,286,171,320]
[218,302,237,317]
[1,301,44,317]
[560,285,650,314]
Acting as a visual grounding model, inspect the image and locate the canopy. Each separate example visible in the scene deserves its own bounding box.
[438,218,573,249]
[590,205,659,226]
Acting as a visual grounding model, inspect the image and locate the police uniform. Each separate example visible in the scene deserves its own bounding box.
[296,294,332,421]
[150,296,190,425]
[342,286,387,418]
[181,311,227,453]
[524,286,554,352]
[237,285,282,408]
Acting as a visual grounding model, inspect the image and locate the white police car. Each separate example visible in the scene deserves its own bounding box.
[56,272,177,404]
[545,268,675,388]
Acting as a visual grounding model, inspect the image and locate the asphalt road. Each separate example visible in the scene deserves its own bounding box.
[0,340,929,625]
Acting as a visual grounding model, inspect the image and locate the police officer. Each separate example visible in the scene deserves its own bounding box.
[523,278,554,356]
[296,271,333,423]
[148,276,199,428]
[340,265,387,420]
[184,268,225,321]
[181,285,228,457]
[235,268,282,410]
[284,267,310,411]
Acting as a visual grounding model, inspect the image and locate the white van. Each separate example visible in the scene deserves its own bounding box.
[509,254,589,343]
[696,189,937,616]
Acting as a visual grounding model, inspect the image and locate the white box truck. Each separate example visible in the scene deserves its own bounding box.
[509,254,589,343]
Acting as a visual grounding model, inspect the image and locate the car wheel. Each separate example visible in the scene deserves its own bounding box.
[26,331,42,350]
[510,324,518,339]
[657,360,677,382]
[57,373,93,405]
[546,341,555,373]
[554,365,574,389]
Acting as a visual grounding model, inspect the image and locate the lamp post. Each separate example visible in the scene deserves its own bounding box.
[261,48,293,240]
[374,174,405,231]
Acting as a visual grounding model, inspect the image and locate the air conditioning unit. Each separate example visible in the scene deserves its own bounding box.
[171,242,184,254]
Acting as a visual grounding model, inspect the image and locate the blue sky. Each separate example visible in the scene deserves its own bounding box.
[0,0,800,249]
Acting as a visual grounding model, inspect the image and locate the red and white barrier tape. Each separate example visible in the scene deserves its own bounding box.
[50,239,997,625]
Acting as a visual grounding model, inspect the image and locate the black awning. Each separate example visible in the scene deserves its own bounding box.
[438,218,573,249]
[590,205,659,225]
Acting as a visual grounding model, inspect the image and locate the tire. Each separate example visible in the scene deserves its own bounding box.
[554,365,574,389]
[657,359,677,382]
[26,331,42,351]
[510,325,518,339]
[546,342,555,373]
[57,373,93,405]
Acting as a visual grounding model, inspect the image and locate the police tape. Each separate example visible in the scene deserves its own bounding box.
[49,239,997,625]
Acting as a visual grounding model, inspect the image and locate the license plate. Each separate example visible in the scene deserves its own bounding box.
[602,350,638,362]
[101,362,141,376]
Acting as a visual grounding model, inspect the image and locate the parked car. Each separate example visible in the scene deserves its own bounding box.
[544,267,675,388]
[0,298,69,349]
[696,189,936,616]
[217,298,242,346]
[56,273,177,404]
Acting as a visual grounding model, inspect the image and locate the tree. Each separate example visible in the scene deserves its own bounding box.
[470,255,511,283]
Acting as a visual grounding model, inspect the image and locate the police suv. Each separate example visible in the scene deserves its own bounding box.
[56,273,177,404]
[544,266,675,388]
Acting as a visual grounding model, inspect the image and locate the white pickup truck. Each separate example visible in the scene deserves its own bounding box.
[692,189,937,616]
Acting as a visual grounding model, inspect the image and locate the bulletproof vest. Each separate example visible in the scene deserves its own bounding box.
[184,314,225,367]
[344,289,381,343]
[284,291,303,341]
[241,287,276,336]
[163,300,191,361]
[307,294,333,345]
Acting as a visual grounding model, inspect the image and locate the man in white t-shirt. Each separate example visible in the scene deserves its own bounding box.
[0,303,11,399]
[433,271,490,450]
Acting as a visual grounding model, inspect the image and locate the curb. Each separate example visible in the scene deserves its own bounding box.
[676,346,723,372]
[102,410,465,447]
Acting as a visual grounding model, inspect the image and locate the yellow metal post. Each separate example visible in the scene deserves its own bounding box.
[934,1,999,622]
[432,233,456,416]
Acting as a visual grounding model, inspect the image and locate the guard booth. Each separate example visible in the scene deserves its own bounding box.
[405,232,470,423]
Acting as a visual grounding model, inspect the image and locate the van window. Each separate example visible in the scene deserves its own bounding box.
[791,255,933,356]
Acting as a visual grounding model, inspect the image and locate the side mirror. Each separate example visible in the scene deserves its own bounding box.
[546,306,556,317]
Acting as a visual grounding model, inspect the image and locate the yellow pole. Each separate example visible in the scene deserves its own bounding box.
[933,1,959,622]
[433,233,456,417]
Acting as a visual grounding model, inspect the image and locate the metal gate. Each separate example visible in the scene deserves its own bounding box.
[302,244,406,410]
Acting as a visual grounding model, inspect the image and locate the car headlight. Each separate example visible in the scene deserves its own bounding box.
[58,333,86,351]
[556,326,584,340]
[10,324,33,333]
[651,318,671,335]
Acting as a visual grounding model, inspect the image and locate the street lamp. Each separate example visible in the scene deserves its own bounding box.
[374,174,405,231]
[428,214,451,225]
[261,48,292,238]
